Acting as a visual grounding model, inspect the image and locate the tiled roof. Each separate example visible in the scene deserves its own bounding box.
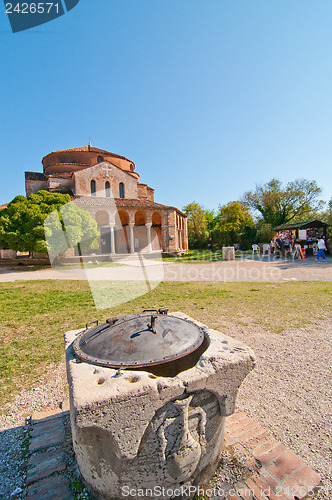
[0,203,8,210]
[115,198,177,211]
[25,171,47,181]
[48,173,72,179]
[45,162,87,169]
[52,146,111,153]
[43,146,134,164]
[274,219,328,230]
[70,160,139,180]
[71,196,186,217]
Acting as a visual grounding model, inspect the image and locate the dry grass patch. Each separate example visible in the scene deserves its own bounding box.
[0,280,331,409]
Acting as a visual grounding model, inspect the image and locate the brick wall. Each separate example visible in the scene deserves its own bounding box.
[137,184,155,202]
[25,179,48,196]
[47,177,73,193]
[73,163,138,199]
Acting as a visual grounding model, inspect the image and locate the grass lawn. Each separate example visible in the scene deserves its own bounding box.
[53,261,123,270]
[0,280,331,410]
[2,261,123,272]
[160,250,223,262]
[160,249,252,263]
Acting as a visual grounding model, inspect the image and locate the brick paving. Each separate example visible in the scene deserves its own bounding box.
[25,404,322,500]
[224,412,322,500]
[26,405,73,500]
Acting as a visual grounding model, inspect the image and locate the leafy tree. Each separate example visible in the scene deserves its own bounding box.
[183,202,208,248]
[239,225,257,249]
[255,220,275,244]
[204,209,216,234]
[44,203,100,256]
[0,191,99,254]
[328,197,332,211]
[242,178,323,227]
[216,201,254,245]
[315,198,332,239]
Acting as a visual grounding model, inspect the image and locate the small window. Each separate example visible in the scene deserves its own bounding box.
[91,179,96,196]
[119,182,125,199]
[105,181,110,198]
[97,156,103,163]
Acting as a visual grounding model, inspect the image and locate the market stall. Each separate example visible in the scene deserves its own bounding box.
[274,219,328,256]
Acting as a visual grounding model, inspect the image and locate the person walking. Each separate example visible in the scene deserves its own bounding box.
[316,235,327,262]
[290,234,297,258]
[283,235,290,257]
[275,236,282,258]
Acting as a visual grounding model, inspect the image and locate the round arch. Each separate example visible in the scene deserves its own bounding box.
[135,211,146,226]
[118,210,129,226]
[152,212,162,226]
[151,211,163,251]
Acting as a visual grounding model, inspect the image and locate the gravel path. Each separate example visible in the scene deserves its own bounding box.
[229,317,332,499]
[0,364,69,499]
[0,319,331,498]
[0,255,331,283]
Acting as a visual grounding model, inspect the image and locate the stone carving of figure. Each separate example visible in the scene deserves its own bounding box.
[152,394,207,483]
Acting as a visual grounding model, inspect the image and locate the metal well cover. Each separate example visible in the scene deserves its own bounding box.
[73,312,205,369]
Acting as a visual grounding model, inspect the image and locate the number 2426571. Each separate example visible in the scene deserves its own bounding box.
[5,3,60,14]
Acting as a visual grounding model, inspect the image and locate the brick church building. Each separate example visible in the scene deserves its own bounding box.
[25,145,188,256]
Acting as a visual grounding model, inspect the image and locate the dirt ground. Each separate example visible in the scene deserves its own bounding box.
[0,254,331,282]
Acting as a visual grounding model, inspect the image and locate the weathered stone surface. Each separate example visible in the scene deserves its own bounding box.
[222,246,235,260]
[65,313,255,499]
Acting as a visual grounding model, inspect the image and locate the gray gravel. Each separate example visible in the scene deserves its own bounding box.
[0,425,27,500]
[0,320,331,498]
[0,363,69,499]
[0,255,332,283]
[228,317,332,499]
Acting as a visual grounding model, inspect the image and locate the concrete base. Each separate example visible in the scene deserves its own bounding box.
[222,247,235,261]
[65,313,255,500]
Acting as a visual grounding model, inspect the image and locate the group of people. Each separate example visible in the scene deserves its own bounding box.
[271,234,297,257]
[271,234,327,261]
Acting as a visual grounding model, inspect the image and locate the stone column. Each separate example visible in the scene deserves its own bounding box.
[178,231,182,251]
[160,223,165,252]
[183,219,188,250]
[110,225,115,255]
[146,223,152,253]
[129,223,135,254]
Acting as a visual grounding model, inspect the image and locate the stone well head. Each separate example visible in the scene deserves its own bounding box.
[65,311,255,500]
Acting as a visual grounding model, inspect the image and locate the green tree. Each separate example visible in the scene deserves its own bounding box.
[216,201,254,245]
[315,198,332,239]
[204,209,215,229]
[255,220,275,244]
[239,225,257,249]
[0,191,99,254]
[44,203,100,255]
[242,178,323,227]
[183,202,208,248]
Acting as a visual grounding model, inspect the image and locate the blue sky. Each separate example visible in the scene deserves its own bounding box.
[1,0,332,211]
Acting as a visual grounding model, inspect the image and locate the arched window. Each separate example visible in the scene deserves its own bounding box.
[97,156,103,163]
[119,182,125,199]
[91,179,96,196]
[105,181,110,198]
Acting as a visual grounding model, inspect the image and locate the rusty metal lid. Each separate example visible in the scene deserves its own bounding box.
[73,310,205,369]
